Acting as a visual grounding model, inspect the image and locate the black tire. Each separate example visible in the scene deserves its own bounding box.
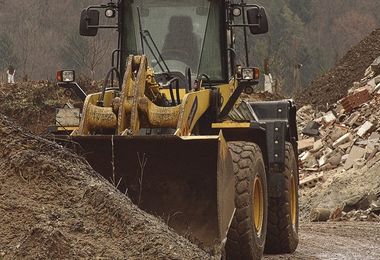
[265,142,299,254]
[226,142,268,260]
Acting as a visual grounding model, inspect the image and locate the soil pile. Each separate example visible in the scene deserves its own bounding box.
[296,29,380,110]
[0,115,210,259]
[0,81,98,134]
[241,91,286,102]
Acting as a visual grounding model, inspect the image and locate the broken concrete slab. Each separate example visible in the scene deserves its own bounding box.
[366,152,380,168]
[327,153,343,167]
[366,76,380,91]
[338,139,355,151]
[368,132,380,140]
[322,111,337,125]
[298,138,315,152]
[312,139,324,152]
[371,56,380,76]
[318,148,334,167]
[344,145,366,170]
[353,158,366,170]
[343,112,361,127]
[329,125,349,143]
[357,121,374,137]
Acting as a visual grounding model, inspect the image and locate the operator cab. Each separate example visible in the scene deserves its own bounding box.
[122,0,228,91]
[61,0,269,105]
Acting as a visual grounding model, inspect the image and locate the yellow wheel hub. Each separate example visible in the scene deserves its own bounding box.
[253,176,264,235]
[290,174,297,226]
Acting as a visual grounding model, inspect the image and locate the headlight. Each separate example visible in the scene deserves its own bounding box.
[56,70,75,83]
[242,68,254,80]
[105,8,116,18]
[232,7,242,17]
[240,68,260,80]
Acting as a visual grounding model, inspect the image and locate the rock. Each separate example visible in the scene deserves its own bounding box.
[368,132,380,141]
[327,153,343,167]
[357,121,374,137]
[343,194,376,212]
[302,121,321,136]
[365,76,380,90]
[353,158,366,170]
[300,151,319,168]
[370,56,380,76]
[371,199,380,214]
[333,132,352,148]
[329,125,349,143]
[374,83,380,93]
[310,208,331,222]
[312,139,324,152]
[320,163,334,171]
[330,207,343,220]
[344,145,366,170]
[367,152,380,168]
[343,112,361,127]
[318,148,333,167]
[322,111,337,125]
[298,138,315,152]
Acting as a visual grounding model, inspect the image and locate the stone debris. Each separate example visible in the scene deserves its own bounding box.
[328,194,380,222]
[298,55,380,183]
[310,193,380,223]
[299,56,380,223]
[299,173,324,189]
[341,89,371,112]
[310,208,331,222]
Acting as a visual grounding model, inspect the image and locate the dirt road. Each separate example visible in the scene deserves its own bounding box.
[265,222,380,260]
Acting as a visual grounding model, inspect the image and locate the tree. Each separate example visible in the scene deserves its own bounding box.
[60,33,111,81]
[0,33,17,69]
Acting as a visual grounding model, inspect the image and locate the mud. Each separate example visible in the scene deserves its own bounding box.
[265,222,380,260]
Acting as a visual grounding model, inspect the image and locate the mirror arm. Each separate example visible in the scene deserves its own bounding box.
[229,24,261,28]
[88,25,118,29]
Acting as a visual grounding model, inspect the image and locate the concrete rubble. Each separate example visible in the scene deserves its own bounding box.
[298,56,380,222]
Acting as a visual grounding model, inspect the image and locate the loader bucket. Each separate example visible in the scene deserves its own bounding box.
[68,134,235,247]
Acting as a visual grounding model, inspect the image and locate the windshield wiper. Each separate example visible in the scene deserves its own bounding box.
[137,7,170,73]
[141,30,171,73]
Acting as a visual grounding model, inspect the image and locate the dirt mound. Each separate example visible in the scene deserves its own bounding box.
[0,81,99,134]
[241,91,286,102]
[296,29,380,110]
[0,115,210,259]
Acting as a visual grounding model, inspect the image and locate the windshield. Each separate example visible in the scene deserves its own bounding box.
[123,0,227,81]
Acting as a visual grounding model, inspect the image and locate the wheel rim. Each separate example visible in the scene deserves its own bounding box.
[290,173,297,226]
[253,176,264,235]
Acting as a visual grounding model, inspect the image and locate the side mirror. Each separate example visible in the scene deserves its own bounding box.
[196,6,209,16]
[80,9,100,36]
[246,7,268,35]
[140,8,150,17]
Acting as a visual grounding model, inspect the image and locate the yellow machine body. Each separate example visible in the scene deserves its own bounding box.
[69,55,237,247]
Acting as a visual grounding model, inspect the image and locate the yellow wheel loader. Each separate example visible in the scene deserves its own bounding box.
[57,1,299,258]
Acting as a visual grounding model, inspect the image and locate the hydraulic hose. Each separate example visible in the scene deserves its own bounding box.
[97,67,120,107]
